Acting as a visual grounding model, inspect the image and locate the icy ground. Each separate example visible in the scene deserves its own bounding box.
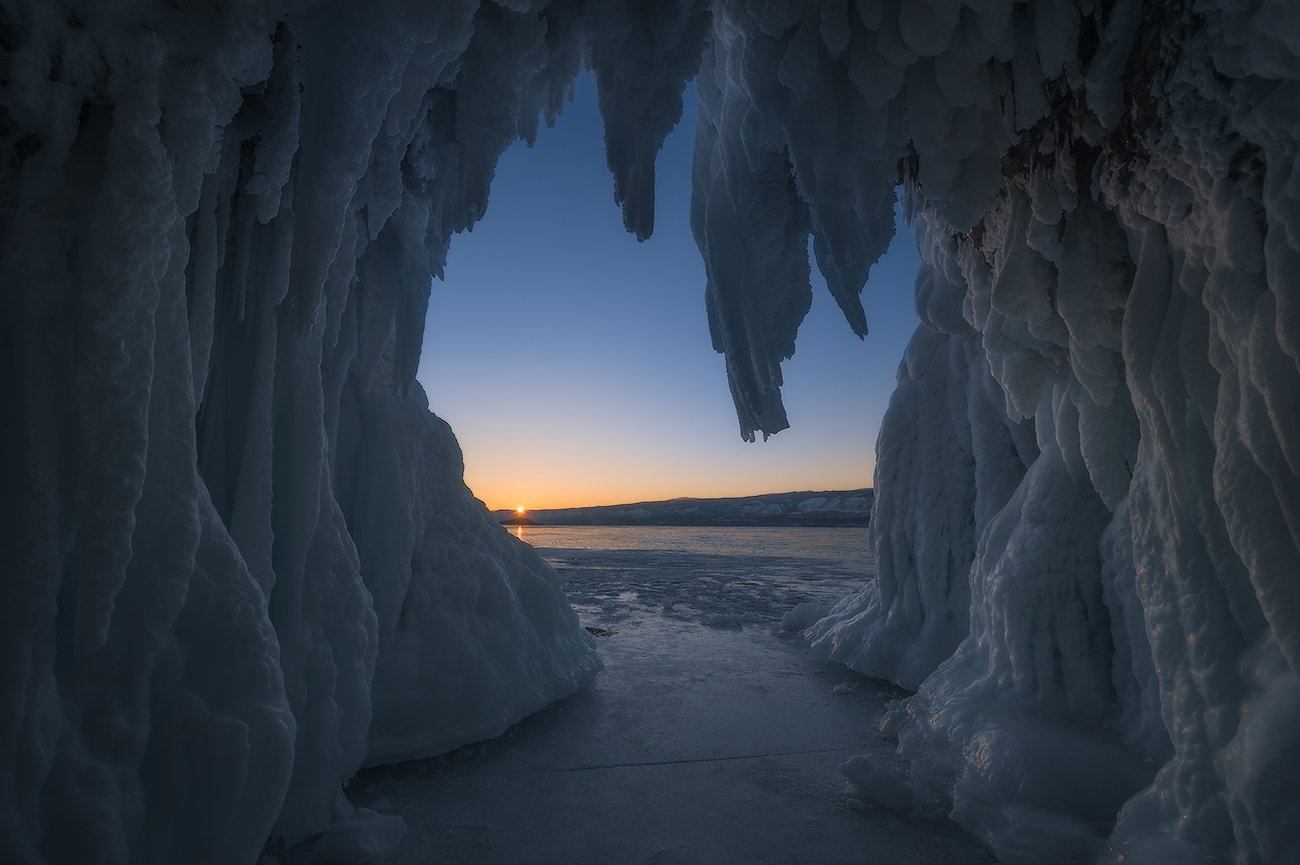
[536,525,870,626]
[278,527,990,864]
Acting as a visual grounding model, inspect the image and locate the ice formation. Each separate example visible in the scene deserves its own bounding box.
[3,1,1299,864]
[0,2,610,862]
[782,4,1300,864]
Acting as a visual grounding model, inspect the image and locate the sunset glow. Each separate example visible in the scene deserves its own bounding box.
[420,77,915,514]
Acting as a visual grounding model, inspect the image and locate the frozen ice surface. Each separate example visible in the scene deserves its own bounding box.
[281,529,987,865]
[526,526,870,628]
[311,809,406,865]
[702,612,744,629]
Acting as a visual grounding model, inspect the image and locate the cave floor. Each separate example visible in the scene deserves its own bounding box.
[310,612,992,865]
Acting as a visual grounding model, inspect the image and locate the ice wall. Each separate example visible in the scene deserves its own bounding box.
[721,3,1300,863]
[0,1,695,861]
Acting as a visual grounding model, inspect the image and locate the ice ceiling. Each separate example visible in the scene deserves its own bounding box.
[2,1,1298,864]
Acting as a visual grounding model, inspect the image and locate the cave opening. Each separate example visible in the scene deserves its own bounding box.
[418,74,918,514]
[3,3,1299,865]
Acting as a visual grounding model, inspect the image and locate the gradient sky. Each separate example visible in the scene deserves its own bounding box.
[417,77,921,511]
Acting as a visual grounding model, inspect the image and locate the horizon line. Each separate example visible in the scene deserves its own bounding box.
[483,486,873,513]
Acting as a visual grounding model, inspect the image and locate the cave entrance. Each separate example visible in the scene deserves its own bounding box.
[418,75,919,515]
[308,74,971,865]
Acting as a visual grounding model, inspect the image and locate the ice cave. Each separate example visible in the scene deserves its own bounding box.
[2,1,1298,863]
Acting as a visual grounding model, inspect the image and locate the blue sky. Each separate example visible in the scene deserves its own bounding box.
[417,76,920,510]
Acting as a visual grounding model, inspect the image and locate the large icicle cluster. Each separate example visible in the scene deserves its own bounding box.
[0,2,699,862]
[3,1,1299,864]
[759,3,1300,864]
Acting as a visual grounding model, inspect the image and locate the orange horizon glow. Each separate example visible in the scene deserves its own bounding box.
[480,476,872,513]
[458,401,874,514]
[461,416,874,513]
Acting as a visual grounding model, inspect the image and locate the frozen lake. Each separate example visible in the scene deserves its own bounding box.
[283,526,990,865]
[523,524,873,629]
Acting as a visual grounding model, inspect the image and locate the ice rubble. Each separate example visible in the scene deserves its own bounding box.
[2,1,1299,865]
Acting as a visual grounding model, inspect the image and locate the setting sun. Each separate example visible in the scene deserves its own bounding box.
[516,505,525,514]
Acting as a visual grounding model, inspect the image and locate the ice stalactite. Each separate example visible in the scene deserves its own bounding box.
[691,2,900,440]
[589,0,709,241]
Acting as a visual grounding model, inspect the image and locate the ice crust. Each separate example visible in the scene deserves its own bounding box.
[3,1,1300,864]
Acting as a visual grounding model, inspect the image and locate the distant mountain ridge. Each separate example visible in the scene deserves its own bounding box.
[494,489,872,527]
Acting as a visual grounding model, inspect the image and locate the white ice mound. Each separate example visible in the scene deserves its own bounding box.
[780,602,830,632]
[338,356,600,764]
[354,371,600,765]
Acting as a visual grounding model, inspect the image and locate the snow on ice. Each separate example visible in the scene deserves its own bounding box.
[2,2,1299,865]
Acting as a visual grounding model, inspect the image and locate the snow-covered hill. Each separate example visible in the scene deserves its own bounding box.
[494,489,872,527]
